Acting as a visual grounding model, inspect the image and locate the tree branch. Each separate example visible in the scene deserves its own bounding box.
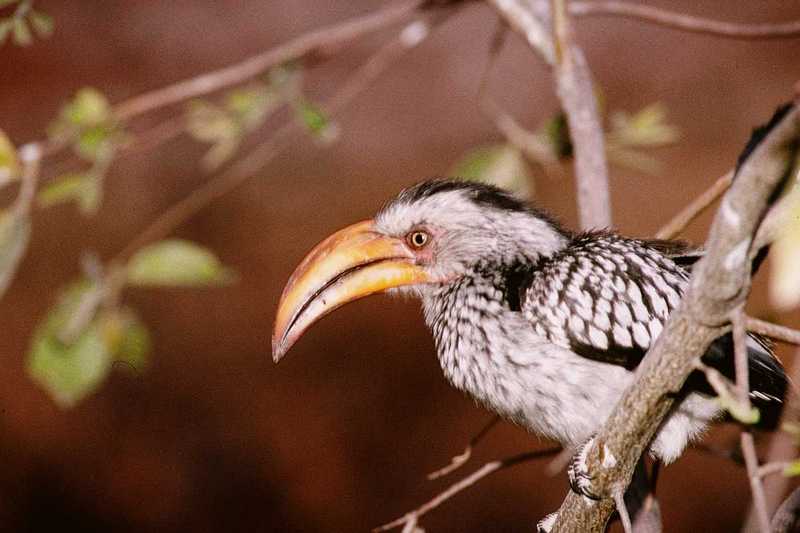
[109,7,460,267]
[374,447,561,532]
[488,0,611,230]
[655,171,733,240]
[550,104,800,532]
[112,0,430,120]
[427,416,501,480]
[570,1,800,40]
[550,0,611,229]
[746,317,800,346]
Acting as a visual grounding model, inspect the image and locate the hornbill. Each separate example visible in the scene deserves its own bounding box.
[272,178,787,503]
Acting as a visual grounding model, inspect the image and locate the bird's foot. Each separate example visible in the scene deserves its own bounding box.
[568,436,602,500]
[536,511,558,533]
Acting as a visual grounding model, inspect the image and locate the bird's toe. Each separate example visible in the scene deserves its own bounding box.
[567,437,601,500]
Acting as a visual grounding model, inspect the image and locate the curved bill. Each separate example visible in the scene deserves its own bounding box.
[272,220,430,361]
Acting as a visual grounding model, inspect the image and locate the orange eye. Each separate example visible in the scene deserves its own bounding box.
[407,230,430,249]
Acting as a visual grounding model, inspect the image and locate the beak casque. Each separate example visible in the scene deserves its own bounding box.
[272,219,430,362]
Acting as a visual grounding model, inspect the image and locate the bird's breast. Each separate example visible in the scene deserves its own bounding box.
[422,282,629,445]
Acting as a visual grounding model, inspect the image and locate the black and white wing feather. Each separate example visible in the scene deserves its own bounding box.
[517,232,786,427]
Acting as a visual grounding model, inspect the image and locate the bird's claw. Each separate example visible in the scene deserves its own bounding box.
[568,437,601,501]
[536,511,558,533]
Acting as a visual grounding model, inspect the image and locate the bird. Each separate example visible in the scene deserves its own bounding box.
[272,178,787,502]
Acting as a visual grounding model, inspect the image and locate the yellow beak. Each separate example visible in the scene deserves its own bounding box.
[272,220,431,361]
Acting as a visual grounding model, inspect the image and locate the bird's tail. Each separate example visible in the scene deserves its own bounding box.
[689,332,787,430]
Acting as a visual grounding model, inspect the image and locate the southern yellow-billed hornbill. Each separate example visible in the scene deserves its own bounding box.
[272,179,786,505]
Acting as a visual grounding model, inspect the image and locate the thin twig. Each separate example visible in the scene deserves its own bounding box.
[734,308,772,533]
[742,432,772,533]
[746,316,800,347]
[654,171,733,240]
[427,416,500,480]
[486,0,555,64]
[613,488,633,533]
[13,144,42,217]
[550,0,611,230]
[109,9,458,267]
[374,447,561,532]
[112,0,429,120]
[757,461,793,479]
[477,22,560,169]
[748,347,800,529]
[571,1,800,40]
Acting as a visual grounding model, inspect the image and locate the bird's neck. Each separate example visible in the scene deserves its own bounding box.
[420,261,529,395]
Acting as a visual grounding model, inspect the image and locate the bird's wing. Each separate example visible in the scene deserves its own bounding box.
[520,233,689,370]
[519,233,786,427]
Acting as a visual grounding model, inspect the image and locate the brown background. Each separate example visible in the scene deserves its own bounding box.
[2,1,800,531]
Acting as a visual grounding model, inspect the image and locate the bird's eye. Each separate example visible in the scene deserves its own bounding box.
[407,230,430,249]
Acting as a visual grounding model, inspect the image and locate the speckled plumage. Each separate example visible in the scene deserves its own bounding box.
[375,179,786,463]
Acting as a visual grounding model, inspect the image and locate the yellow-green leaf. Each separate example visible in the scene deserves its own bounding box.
[450,144,533,200]
[101,308,151,373]
[0,20,13,46]
[715,392,760,425]
[38,172,100,214]
[65,88,111,127]
[0,129,19,186]
[783,460,800,477]
[11,17,31,46]
[0,210,30,299]
[608,103,680,148]
[28,10,53,38]
[186,100,239,143]
[26,280,112,408]
[28,320,111,408]
[295,99,329,135]
[127,239,236,287]
[76,124,114,162]
[225,84,280,130]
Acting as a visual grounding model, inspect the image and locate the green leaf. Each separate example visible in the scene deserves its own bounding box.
[26,280,112,408]
[11,17,31,46]
[75,124,114,162]
[38,172,100,214]
[608,103,680,148]
[64,88,111,127]
[28,320,111,408]
[542,112,572,159]
[28,10,53,38]
[127,239,236,287]
[186,99,239,143]
[0,209,30,299]
[783,460,800,477]
[225,84,280,130]
[0,19,13,45]
[101,308,151,373]
[606,144,663,175]
[0,129,19,186]
[450,143,533,200]
[295,99,329,135]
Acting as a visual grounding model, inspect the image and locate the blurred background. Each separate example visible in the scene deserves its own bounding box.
[2,1,800,531]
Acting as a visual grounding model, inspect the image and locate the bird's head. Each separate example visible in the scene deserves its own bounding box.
[272,179,568,361]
